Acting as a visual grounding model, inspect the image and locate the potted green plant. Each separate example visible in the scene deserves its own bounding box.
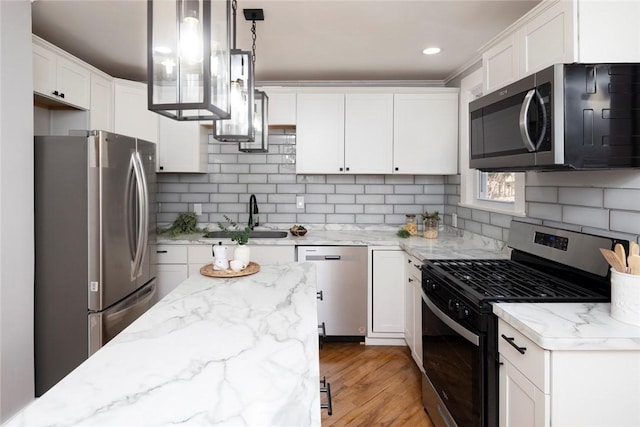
[217,215,252,264]
[421,210,440,239]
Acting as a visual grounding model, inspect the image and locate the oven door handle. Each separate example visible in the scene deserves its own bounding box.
[424,295,480,346]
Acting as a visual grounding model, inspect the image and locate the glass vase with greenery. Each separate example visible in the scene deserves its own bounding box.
[217,215,251,245]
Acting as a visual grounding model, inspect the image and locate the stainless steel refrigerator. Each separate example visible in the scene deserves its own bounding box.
[34,130,157,396]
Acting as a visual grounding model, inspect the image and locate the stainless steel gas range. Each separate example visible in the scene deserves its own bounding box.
[419,220,624,427]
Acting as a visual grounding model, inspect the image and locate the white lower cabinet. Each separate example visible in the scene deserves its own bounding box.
[155,264,189,301]
[498,318,640,427]
[153,245,188,300]
[404,266,414,351]
[242,245,295,265]
[498,318,551,427]
[187,245,213,276]
[187,244,295,275]
[499,357,549,427]
[155,244,296,294]
[371,249,405,334]
[405,254,423,368]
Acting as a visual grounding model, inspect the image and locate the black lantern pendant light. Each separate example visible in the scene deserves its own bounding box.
[214,0,255,141]
[147,0,232,121]
[239,9,269,153]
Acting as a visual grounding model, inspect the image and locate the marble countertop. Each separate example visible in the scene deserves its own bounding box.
[4,263,320,427]
[493,303,640,351]
[159,227,510,261]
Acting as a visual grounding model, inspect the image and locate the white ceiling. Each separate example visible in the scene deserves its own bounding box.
[31,0,540,83]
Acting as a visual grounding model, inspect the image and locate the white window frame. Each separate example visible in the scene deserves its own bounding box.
[459,68,525,216]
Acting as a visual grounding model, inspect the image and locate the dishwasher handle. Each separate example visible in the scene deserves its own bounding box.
[304,254,343,261]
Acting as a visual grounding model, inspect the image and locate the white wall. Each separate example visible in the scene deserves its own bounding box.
[0,0,35,422]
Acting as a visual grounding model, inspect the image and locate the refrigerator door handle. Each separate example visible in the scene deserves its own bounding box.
[134,150,150,275]
[130,152,146,279]
[125,155,137,265]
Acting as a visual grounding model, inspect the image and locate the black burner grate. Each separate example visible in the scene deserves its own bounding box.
[430,259,606,301]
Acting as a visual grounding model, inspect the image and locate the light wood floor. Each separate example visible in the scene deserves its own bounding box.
[319,342,434,427]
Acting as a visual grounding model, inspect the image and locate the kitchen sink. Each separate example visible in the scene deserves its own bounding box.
[203,230,289,239]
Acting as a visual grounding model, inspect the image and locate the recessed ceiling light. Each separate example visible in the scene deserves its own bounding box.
[422,47,441,55]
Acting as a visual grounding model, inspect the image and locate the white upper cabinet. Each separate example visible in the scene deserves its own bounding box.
[296,93,345,174]
[113,79,159,144]
[89,72,113,132]
[32,39,91,110]
[260,88,296,125]
[157,117,208,173]
[576,0,640,63]
[344,93,393,174]
[296,92,393,174]
[482,0,640,93]
[393,91,459,175]
[296,89,458,175]
[519,0,574,77]
[482,34,520,93]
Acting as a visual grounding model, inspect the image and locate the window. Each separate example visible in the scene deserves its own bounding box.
[459,69,525,216]
[478,172,516,202]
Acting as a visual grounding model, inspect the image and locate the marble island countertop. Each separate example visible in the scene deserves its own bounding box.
[494,302,640,351]
[4,263,321,427]
[159,226,510,261]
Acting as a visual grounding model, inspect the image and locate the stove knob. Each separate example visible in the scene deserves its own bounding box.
[426,279,438,291]
[448,299,455,311]
[457,305,470,319]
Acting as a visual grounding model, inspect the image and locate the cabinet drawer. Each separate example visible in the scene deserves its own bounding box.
[188,245,214,264]
[154,245,187,264]
[406,254,423,281]
[498,319,549,393]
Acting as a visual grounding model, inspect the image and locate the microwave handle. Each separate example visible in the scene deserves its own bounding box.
[519,89,538,152]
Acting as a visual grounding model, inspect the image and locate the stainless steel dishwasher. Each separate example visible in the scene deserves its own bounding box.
[296,246,367,340]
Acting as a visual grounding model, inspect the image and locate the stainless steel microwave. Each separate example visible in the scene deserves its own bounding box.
[469,63,640,171]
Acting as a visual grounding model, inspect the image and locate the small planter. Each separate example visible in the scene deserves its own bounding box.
[234,244,251,266]
[423,218,439,239]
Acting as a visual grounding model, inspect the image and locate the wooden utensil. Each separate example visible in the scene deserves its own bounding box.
[630,242,639,257]
[600,248,626,273]
[627,255,640,276]
[615,243,627,271]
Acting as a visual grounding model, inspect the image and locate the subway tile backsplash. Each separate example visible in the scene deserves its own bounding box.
[156,133,445,227]
[444,170,640,244]
[157,133,640,243]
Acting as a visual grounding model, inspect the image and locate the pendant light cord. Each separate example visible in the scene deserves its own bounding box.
[251,20,257,67]
[232,0,237,49]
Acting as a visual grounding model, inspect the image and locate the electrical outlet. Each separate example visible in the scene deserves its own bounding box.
[452,213,458,228]
[194,203,202,216]
[296,196,305,209]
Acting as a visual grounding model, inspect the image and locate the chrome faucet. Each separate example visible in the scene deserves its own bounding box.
[248,194,259,230]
